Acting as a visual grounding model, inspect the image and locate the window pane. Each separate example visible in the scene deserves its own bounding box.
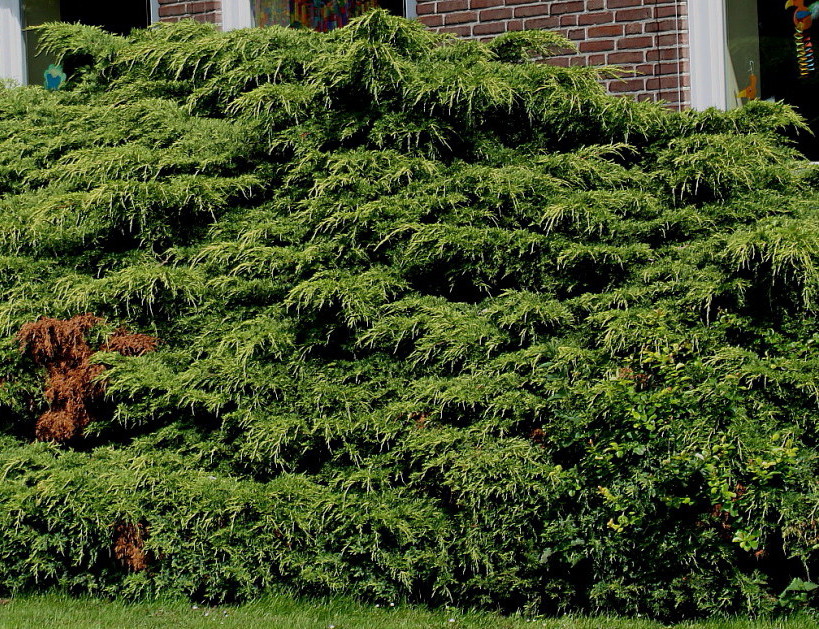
[726,0,819,158]
[253,0,404,32]
[253,0,289,27]
[21,0,61,86]
[22,0,151,87]
[60,0,150,35]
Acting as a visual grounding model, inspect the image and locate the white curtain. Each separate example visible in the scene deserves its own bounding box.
[0,0,25,84]
[222,0,253,30]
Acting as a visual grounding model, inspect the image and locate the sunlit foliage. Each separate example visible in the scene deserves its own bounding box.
[0,12,818,619]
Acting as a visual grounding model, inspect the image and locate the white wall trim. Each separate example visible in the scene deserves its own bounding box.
[149,0,160,24]
[0,0,25,85]
[688,0,727,110]
[222,0,254,31]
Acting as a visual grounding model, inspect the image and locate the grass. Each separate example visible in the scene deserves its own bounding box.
[0,594,815,629]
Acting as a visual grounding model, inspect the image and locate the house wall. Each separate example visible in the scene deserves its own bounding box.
[416,0,690,108]
[157,0,691,108]
[158,0,222,25]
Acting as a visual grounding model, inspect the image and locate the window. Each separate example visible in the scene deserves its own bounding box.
[690,0,819,158]
[225,0,415,33]
[0,0,158,86]
[0,0,26,84]
[732,0,819,158]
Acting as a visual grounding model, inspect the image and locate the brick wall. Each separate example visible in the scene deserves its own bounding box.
[158,0,222,26]
[416,0,691,108]
[154,0,691,108]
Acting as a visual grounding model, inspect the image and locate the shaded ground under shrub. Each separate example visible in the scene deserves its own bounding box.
[0,11,819,620]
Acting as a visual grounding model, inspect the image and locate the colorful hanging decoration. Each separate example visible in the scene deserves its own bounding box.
[786,0,819,77]
[737,72,758,100]
[290,0,378,32]
[43,64,66,91]
[254,0,291,27]
[255,0,379,32]
[737,61,758,101]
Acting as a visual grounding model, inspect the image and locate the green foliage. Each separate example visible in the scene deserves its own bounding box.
[1,11,819,621]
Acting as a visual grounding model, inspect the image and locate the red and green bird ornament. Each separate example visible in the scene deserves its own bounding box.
[786,0,819,76]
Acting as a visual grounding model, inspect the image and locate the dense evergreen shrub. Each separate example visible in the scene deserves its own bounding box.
[1,12,819,619]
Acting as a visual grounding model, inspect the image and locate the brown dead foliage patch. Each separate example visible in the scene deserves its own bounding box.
[113,522,149,572]
[102,327,159,357]
[408,411,429,429]
[17,314,158,442]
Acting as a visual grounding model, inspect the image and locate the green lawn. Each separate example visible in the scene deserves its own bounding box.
[0,594,815,629]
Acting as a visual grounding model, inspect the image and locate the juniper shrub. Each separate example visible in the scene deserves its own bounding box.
[0,11,817,619]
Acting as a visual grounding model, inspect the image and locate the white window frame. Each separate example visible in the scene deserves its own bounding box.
[222,0,418,31]
[0,0,26,84]
[687,0,728,110]
[0,0,160,85]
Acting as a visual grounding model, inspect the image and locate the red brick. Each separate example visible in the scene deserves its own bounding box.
[480,7,513,20]
[657,6,684,18]
[607,50,644,64]
[587,24,623,38]
[606,0,645,7]
[658,32,687,46]
[437,0,469,12]
[617,35,654,49]
[578,39,615,52]
[470,0,501,8]
[615,7,652,21]
[438,24,472,35]
[646,47,684,61]
[646,75,685,90]
[418,14,443,26]
[188,1,219,12]
[657,61,686,75]
[445,10,478,24]
[551,1,584,14]
[658,92,684,104]
[513,4,550,18]
[473,21,507,34]
[159,4,189,17]
[523,16,559,30]
[608,78,646,92]
[645,19,683,33]
[577,11,614,25]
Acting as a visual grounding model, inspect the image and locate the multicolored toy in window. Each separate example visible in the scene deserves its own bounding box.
[786,0,819,76]
[43,64,66,91]
[254,0,291,27]
[255,0,379,32]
